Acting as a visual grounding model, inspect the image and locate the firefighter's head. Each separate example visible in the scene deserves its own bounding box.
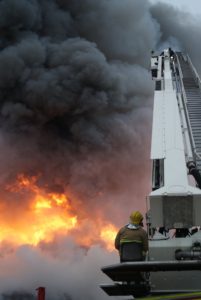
[130,211,143,226]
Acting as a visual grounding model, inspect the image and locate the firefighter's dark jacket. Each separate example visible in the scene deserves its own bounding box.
[115,223,148,254]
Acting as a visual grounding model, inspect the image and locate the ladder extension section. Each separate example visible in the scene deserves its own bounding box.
[176,53,201,172]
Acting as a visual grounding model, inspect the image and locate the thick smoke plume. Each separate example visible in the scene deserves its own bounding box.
[150,2,201,72]
[0,0,156,227]
[0,0,201,299]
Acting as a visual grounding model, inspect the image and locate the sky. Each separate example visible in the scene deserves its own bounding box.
[150,0,201,15]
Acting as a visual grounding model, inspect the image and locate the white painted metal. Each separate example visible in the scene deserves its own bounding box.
[150,49,201,228]
[149,49,201,292]
[149,232,201,290]
[150,91,165,159]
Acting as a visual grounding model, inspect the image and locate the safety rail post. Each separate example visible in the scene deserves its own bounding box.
[36,287,45,300]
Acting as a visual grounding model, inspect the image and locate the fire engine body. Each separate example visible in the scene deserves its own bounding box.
[149,48,201,291]
[101,49,201,298]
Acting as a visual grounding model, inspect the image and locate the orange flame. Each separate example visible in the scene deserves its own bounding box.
[0,174,117,251]
[100,224,117,251]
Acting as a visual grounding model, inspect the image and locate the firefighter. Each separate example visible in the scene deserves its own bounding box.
[114,211,148,259]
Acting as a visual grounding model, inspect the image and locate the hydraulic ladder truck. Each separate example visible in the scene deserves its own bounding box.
[100,48,201,299]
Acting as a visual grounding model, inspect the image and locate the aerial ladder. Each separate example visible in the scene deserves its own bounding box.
[100,49,201,299]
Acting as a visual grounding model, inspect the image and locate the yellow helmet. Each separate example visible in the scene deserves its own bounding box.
[130,211,143,225]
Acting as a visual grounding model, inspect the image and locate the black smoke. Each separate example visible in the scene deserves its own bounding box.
[0,0,157,225]
[150,1,201,72]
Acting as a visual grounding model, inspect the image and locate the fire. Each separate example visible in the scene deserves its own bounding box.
[2,174,78,246]
[100,224,118,251]
[0,174,117,251]
[31,193,78,245]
